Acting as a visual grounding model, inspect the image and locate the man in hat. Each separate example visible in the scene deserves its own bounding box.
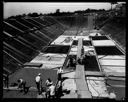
[35,73,42,94]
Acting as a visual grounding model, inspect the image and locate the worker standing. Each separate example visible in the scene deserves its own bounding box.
[35,73,42,94]
[48,83,55,98]
[69,57,73,67]
[57,67,63,81]
[81,46,84,56]
[3,74,9,89]
[45,78,53,98]
[55,80,63,98]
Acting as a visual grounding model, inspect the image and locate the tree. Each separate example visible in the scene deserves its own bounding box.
[28,12,39,17]
[109,2,118,10]
[56,9,60,13]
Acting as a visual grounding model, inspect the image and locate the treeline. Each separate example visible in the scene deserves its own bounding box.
[47,9,106,16]
[5,8,106,20]
[5,12,43,20]
[74,9,106,13]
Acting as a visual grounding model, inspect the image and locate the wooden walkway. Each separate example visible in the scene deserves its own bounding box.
[75,38,92,98]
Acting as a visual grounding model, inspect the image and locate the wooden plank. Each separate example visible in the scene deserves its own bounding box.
[76,65,85,78]
[85,71,104,76]
[23,62,43,67]
[104,72,125,77]
[76,79,88,91]
[75,65,92,98]
[77,38,83,59]
[76,66,88,91]
[78,90,92,98]
[75,38,92,98]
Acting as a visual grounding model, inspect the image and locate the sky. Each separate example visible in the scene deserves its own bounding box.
[3,2,124,18]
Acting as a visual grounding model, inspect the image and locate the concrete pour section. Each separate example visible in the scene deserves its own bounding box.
[89,33,101,36]
[98,55,125,77]
[94,46,124,55]
[86,77,109,97]
[30,53,67,69]
[61,71,77,98]
[72,40,92,46]
[69,45,77,55]
[51,35,74,45]
[83,46,95,53]
[91,36,109,40]
[102,66,125,73]
[92,40,115,46]
[72,36,90,40]
[43,45,70,54]
[99,59,125,66]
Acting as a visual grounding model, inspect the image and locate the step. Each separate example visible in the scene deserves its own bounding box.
[23,62,43,67]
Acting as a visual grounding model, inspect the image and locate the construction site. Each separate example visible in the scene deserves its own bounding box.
[3,3,125,100]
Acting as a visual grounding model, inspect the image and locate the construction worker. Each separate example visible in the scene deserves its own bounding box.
[45,78,53,87]
[35,73,42,94]
[55,80,63,98]
[95,33,98,36]
[48,83,55,98]
[69,57,74,67]
[83,51,90,66]
[6,75,9,89]
[17,78,26,93]
[3,75,9,89]
[57,67,63,81]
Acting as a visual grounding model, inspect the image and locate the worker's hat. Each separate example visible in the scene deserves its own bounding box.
[38,73,41,76]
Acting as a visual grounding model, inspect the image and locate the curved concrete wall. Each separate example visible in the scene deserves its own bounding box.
[98,17,126,49]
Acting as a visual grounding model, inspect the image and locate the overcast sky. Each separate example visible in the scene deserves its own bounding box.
[3,2,124,18]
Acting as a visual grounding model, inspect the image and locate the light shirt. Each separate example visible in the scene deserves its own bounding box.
[45,80,53,86]
[57,68,63,74]
[49,85,55,96]
[20,79,23,83]
[109,92,116,99]
[35,76,41,82]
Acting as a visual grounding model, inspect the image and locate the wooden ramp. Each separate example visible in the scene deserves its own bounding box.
[75,65,92,98]
[75,38,92,98]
